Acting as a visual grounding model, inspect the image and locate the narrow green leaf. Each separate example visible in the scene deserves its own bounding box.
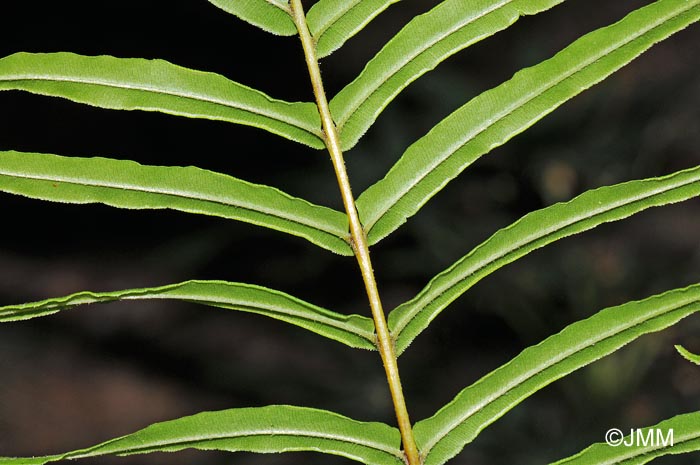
[207,0,297,36]
[0,280,376,350]
[330,0,568,150]
[0,406,403,465]
[675,345,700,365]
[390,165,700,354]
[0,151,352,256]
[357,0,700,242]
[0,52,324,148]
[549,411,700,464]
[307,0,402,58]
[413,284,700,465]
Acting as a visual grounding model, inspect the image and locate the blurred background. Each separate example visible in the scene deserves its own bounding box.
[0,1,699,464]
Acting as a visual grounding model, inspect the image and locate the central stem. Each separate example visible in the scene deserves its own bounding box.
[289,2,420,464]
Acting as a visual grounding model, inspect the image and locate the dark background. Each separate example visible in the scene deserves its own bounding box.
[0,1,699,464]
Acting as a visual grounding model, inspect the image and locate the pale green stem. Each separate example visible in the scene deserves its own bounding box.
[289,2,421,464]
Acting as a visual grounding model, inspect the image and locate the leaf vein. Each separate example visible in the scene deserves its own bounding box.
[3,75,322,138]
[312,0,362,39]
[72,430,403,460]
[0,169,346,238]
[128,288,374,341]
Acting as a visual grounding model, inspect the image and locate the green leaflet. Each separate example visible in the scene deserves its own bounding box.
[0,151,352,256]
[307,0,402,58]
[0,406,403,465]
[549,412,700,464]
[0,280,376,350]
[413,284,700,465]
[0,52,324,148]
[207,0,297,36]
[357,0,700,243]
[330,0,567,150]
[207,0,401,58]
[389,165,700,354]
[675,345,700,365]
